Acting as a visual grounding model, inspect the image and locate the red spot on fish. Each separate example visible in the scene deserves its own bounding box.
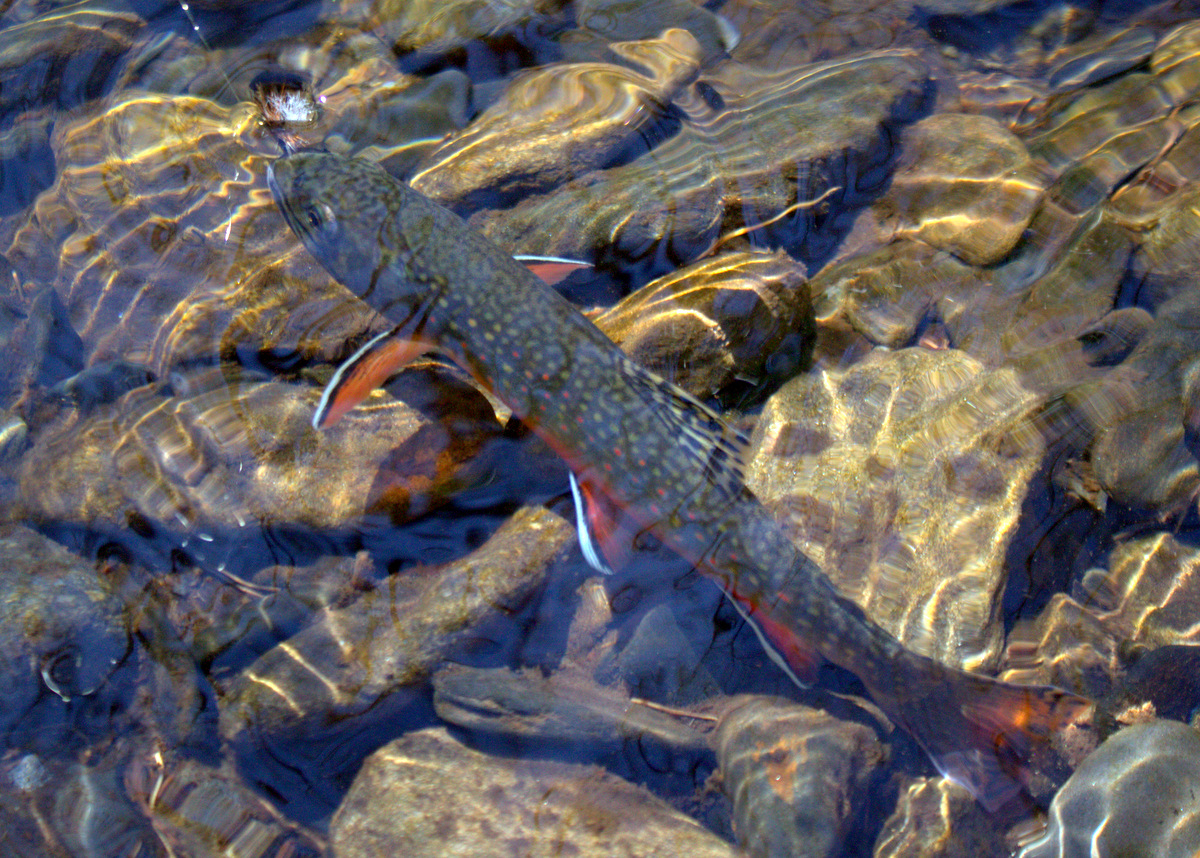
[542,373,551,381]
[613,447,622,457]
[577,415,585,424]
[604,462,613,472]
[656,487,666,497]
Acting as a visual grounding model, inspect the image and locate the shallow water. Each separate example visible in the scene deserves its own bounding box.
[1,0,1200,855]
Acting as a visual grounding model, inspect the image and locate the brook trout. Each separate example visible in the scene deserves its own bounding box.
[268,151,1092,812]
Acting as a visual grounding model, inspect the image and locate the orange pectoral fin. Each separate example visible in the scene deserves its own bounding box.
[314,331,433,430]
[514,254,593,286]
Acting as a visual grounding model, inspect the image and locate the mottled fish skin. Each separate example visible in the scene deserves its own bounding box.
[268,152,1092,812]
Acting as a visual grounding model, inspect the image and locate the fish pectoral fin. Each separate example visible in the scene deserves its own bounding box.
[569,472,643,575]
[514,254,593,286]
[314,330,434,430]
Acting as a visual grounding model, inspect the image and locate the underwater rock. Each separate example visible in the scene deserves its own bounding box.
[746,347,1044,670]
[574,0,737,61]
[331,726,742,858]
[0,524,132,753]
[432,663,717,752]
[595,249,814,405]
[852,112,1046,266]
[474,50,927,273]
[125,748,326,857]
[1020,720,1200,858]
[1002,532,1200,707]
[411,29,702,210]
[220,506,572,749]
[810,239,987,350]
[716,697,887,858]
[11,367,504,561]
[326,0,566,61]
[874,777,1006,857]
[0,743,158,856]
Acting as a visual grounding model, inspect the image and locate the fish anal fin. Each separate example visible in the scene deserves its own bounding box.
[514,254,593,286]
[569,472,642,575]
[729,594,823,687]
[314,331,433,430]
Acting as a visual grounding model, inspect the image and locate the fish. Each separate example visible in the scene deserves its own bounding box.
[267,150,1094,813]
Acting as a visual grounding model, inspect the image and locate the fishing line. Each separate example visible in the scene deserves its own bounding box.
[176,0,240,99]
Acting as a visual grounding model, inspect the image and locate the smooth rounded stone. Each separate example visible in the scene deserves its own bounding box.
[1045,27,1156,93]
[594,250,814,403]
[0,409,27,461]
[326,67,474,173]
[1026,72,1174,173]
[0,68,465,379]
[0,524,129,712]
[574,0,738,60]
[220,506,573,747]
[0,90,369,376]
[873,777,1007,858]
[746,347,1044,671]
[1075,307,1153,368]
[857,113,1046,265]
[994,215,1131,365]
[1,743,159,856]
[952,72,1047,125]
[325,0,565,58]
[1107,104,1200,233]
[331,726,742,858]
[715,697,887,858]
[1151,21,1200,105]
[11,367,504,554]
[411,30,703,210]
[723,0,920,70]
[177,551,377,672]
[125,748,326,857]
[1002,532,1200,701]
[810,240,988,349]
[474,50,928,271]
[1019,721,1200,858]
[1128,182,1200,288]
[0,5,142,123]
[1073,292,1200,512]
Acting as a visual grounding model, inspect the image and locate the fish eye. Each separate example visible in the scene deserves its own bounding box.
[303,203,338,238]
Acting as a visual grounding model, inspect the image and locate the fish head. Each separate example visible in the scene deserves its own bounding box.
[267,151,393,297]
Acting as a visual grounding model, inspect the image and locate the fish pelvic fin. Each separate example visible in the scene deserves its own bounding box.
[314,330,434,430]
[885,665,1095,813]
[513,254,593,286]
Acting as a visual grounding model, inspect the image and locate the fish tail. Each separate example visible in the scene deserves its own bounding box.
[881,662,1094,812]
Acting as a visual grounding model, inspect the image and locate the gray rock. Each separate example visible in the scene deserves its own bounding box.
[1020,720,1200,858]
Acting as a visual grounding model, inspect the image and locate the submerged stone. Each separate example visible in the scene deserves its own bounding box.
[747,347,1044,670]
[474,50,928,272]
[331,727,742,857]
[1020,721,1200,858]
[411,29,703,210]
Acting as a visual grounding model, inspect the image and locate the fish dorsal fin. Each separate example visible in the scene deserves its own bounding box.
[313,330,434,430]
[514,254,593,286]
[616,357,752,499]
